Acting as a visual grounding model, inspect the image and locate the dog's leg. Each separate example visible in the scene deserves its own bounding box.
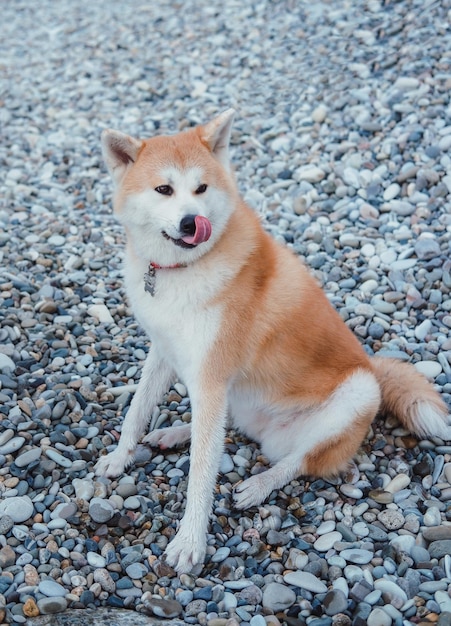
[163,384,228,573]
[95,349,174,477]
[234,369,380,509]
[233,452,303,509]
[143,423,191,449]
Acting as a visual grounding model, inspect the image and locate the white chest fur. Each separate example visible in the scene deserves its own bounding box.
[124,252,223,380]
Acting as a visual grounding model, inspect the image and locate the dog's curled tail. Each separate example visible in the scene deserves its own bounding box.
[372,356,451,440]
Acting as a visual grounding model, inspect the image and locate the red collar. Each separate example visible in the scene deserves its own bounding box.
[149,261,187,270]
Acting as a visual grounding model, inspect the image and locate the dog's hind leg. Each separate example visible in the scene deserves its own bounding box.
[143,423,191,449]
[233,369,380,509]
[95,349,174,477]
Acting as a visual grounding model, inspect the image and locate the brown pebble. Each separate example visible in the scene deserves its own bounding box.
[23,598,39,618]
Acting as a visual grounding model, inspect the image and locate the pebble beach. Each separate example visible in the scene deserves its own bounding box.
[1,0,451,625]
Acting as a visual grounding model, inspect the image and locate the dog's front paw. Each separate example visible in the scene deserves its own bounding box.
[95,449,133,478]
[164,529,206,574]
[233,474,267,509]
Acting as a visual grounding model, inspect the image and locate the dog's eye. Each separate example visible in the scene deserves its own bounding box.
[155,185,173,196]
[195,184,208,194]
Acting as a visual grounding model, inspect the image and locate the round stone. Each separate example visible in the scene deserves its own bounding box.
[367,607,392,626]
[0,496,34,523]
[414,361,442,379]
[377,509,405,531]
[429,540,451,559]
[262,582,296,612]
[37,597,68,615]
[89,498,115,523]
[38,580,66,597]
[314,531,342,552]
[323,589,348,616]
[123,496,141,510]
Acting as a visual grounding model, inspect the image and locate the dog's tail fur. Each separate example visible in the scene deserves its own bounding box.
[372,356,450,440]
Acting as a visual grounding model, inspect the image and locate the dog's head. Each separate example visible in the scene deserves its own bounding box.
[101,109,237,266]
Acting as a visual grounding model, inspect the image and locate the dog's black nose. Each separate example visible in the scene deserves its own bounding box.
[180,214,197,237]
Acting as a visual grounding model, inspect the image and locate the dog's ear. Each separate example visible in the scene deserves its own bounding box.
[200,109,235,169]
[101,129,142,185]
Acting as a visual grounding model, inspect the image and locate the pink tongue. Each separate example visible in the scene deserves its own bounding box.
[181,215,212,245]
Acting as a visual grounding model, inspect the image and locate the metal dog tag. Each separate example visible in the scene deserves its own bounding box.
[144,266,156,296]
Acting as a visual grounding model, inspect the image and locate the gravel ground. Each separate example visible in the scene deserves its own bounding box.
[1,0,451,625]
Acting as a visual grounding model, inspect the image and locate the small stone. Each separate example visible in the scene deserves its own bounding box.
[0,436,25,455]
[0,515,14,535]
[383,183,400,201]
[339,549,373,565]
[0,496,34,523]
[145,597,183,618]
[367,607,392,626]
[94,569,116,592]
[385,474,410,493]
[377,509,405,531]
[211,546,231,562]
[312,104,328,123]
[37,597,68,615]
[314,531,342,552]
[237,584,263,605]
[45,448,73,468]
[285,548,308,570]
[411,545,431,564]
[262,582,296,612]
[374,579,407,604]
[39,579,67,597]
[15,447,42,468]
[126,562,147,579]
[423,507,442,527]
[123,496,141,510]
[415,238,441,260]
[23,598,39,618]
[429,540,451,559]
[87,552,107,568]
[414,361,442,379]
[0,354,16,373]
[295,165,326,183]
[423,526,451,541]
[436,591,451,613]
[393,76,420,91]
[283,571,328,593]
[323,589,348,616]
[0,545,16,568]
[73,478,95,501]
[89,498,115,523]
[88,304,115,324]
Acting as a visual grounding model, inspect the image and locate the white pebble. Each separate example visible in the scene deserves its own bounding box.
[283,571,327,593]
[385,474,411,494]
[414,361,442,379]
[87,304,114,324]
[313,531,342,552]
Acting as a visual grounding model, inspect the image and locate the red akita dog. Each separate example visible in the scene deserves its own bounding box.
[96,110,450,573]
